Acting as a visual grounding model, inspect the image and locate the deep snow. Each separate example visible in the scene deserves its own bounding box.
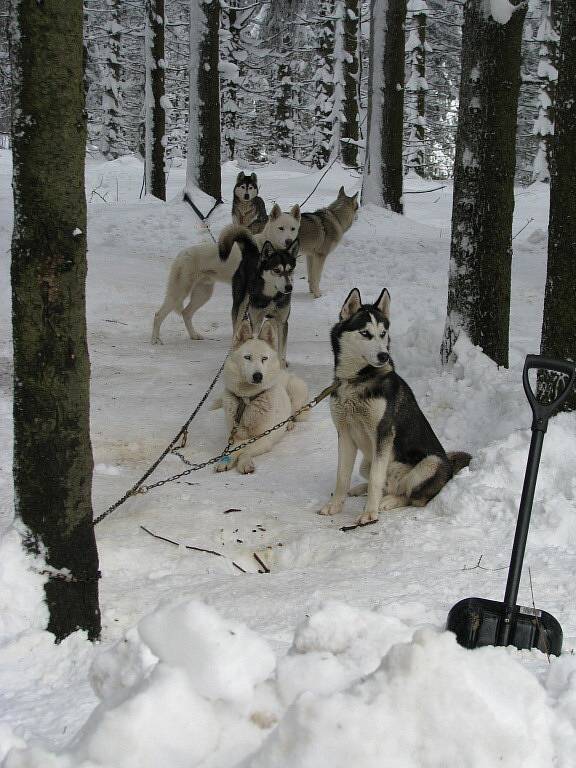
[1,150,576,766]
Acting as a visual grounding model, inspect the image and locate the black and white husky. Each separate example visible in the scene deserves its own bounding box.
[320,288,471,526]
[231,239,299,367]
[231,172,268,235]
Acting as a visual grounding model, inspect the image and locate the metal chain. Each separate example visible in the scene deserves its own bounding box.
[130,382,338,496]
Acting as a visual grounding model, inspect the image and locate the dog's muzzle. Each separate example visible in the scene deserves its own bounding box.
[284,238,293,247]
[377,352,390,365]
[244,194,250,200]
[252,371,263,383]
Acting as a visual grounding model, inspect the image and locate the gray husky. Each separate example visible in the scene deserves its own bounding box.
[299,186,359,298]
[320,288,471,526]
[232,172,268,235]
[231,239,299,367]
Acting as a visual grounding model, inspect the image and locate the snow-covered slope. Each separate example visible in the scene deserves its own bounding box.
[1,151,575,766]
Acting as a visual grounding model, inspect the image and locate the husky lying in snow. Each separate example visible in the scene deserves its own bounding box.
[299,186,359,299]
[151,203,301,344]
[231,238,299,367]
[231,171,268,235]
[211,319,308,474]
[320,288,471,526]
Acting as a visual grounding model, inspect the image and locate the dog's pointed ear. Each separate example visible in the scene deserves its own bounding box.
[290,203,301,222]
[374,288,391,320]
[269,203,281,221]
[233,318,253,348]
[258,319,277,349]
[338,186,345,198]
[250,173,257,184]
[236,172,245,184]
[340,288,362,321]
[261,241,274,259]
[289,239,300,259]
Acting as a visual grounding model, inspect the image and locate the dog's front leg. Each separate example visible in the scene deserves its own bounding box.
[357,440,392,525]
[319,431,357,516]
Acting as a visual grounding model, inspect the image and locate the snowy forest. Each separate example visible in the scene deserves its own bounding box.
[1,0,576,766]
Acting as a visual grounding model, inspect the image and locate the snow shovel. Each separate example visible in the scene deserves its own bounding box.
[446,354,576,657]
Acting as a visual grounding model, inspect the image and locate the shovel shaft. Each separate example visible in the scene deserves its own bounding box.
[498,429,544,645]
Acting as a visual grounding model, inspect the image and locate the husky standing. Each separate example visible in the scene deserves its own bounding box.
[299,186,359,298]
[320,288,471,526]
[231,239,299,367]
[212,318,308,474]
[232,172,268,235]
[151,203,301,343]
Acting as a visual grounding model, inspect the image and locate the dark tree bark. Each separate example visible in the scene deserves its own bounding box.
[10,0,100,641]
[145,0,166,200]
[362,0,407,213]
[341,0,360,168]
[100,0,122,160]
[312,0,335,169]
[440,0,527,368]
[538,0,576,410]
[187,0,222,203]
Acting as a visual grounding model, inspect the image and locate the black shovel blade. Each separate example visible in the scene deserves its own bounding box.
[447,597,562,656]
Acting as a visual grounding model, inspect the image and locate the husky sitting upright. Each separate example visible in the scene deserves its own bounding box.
[299,186,359,299]
[212,319,308,474]
[151,203,301,344]
[320,288,471,526]
[232,172,268,235]
[231,239,299,367]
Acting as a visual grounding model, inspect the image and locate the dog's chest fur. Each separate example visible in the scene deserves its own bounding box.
[234,199,257,226]
[330,381,388,452]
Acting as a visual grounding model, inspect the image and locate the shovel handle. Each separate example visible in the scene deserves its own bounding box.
[523,355,576,432]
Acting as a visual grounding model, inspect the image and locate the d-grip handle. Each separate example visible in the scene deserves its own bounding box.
[522,355,576,432]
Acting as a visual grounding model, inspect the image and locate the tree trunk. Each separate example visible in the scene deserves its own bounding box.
[340,0,360,168]
[361,0,407,213]
[538,0,576,410]
[187,0,222,203]
[406,0,429,177]
[440,0,527,368]
[10,0,100,641]
[312,0,335,169]
[145,0,166,200]
[275,29,293,158]
[100,0,123,160]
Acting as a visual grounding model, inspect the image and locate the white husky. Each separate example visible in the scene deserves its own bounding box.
[151,204,301,343]
[211,319,308,474]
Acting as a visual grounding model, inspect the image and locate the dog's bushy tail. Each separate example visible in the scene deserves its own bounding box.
[447,451,472,475]
[218,224,259,262]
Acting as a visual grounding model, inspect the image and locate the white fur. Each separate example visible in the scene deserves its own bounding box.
[212,320,308,474]
[151,205,301,344]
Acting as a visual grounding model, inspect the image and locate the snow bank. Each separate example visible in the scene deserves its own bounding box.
[0,525,48,644]
[482,0,519,24]
[6,600,576,768]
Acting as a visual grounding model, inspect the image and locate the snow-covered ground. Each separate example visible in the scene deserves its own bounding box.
[1,150,576,766]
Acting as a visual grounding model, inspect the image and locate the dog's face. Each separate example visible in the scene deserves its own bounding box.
[266,203,301,249]
[259,240,298,297]
[332,288,392,371]
[231,319,280,386]
[234,172,258,202]
[335,186,360,224]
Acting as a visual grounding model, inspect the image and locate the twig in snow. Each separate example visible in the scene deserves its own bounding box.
[253,553,270,573]
[340,519,378,532]
[104,319,128,326]
[461,554,507,572]
[140,525,247,573]
[512,216,535,240]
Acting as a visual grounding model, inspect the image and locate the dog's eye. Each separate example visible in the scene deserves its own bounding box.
[380,332,387,339]
[244,354,252,361]
[262,356,268,362]
[278,227,284,231]
[291,227,296,231]
[360,330,372,339]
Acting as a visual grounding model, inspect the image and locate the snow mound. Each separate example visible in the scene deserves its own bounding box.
[0,525,48,645]
[250,628,556,768]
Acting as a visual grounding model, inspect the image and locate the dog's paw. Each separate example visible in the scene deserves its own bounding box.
[379,494,407,511]
[348,483,368,497]
[286,420,295,431]
[237,457,255,474]
[151,335,162,345]
[319,499,344,516]
[356,508,379,526]
[215,460,230,473]
[311,291,322,299]
[189,332,205,341]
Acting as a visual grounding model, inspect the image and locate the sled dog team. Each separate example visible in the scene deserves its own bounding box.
[152,173,470,526]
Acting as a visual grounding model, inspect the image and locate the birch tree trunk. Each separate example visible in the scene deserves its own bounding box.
[362,0,407,213]
[312,0,335,169]
[145,0,166,200]
[406,0,429,177]
[99,0,122,160]
[440,0,527,368]
[538,0,576,410]
[187,0,222,203]
[10,0,100,641]
[341,0,360,168]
